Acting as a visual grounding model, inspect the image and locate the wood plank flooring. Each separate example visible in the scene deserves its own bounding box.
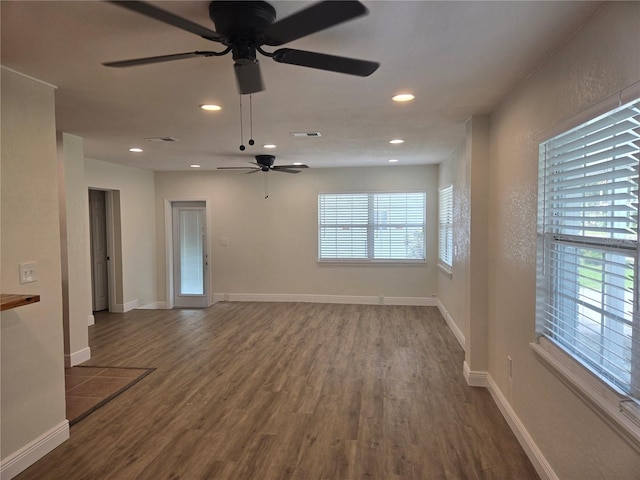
[15,302,539,480]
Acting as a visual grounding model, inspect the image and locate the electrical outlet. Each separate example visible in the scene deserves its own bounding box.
[19,262,37,284]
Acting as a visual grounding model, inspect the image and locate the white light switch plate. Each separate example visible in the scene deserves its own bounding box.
[19,262,37,284]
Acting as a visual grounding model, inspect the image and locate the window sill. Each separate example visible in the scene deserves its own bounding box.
[317,260,427,266]
[437,262,452,278]
[530,338,640,453]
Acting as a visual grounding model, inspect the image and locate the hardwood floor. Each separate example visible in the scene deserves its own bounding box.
[15,302,539,480]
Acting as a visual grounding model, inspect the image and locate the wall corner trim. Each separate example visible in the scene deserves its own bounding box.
[65,347,91,367]
[463,361,487,387]
[486,374,559,480]
[87,314,95,326]
[0,420,69,480]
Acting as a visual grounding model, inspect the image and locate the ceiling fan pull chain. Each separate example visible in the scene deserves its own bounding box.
[239,95,245,151]
[264,171,269,199]
[248,94,255,146]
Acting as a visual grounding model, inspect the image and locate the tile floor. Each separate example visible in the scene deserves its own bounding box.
[65,366,152,425]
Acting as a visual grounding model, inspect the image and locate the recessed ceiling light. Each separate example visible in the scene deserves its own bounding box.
[293,162,304,166]
[190,164,201,168]
[200,104,222,111]
[263,144,277,149]
[388,159,399,163]
[389,139,404,144]
[392,93,415,102]
[129,147,143,153]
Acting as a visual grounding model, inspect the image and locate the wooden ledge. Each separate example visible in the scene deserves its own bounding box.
[1,294,41,311]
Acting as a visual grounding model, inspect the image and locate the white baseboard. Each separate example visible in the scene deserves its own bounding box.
[486,374,558,480]
[112,299,140,313]
[137,301,166,310]
[0,420,69,480]
[87,314,95,326]
[64,346,91,367]
[436,299,465,349]
[213,293,437,306]
[463,361,488,387]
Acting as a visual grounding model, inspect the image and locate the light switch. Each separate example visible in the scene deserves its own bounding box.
[220,237,229,246]
[19,262,37,284]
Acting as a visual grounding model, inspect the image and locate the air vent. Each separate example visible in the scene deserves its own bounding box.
[290,132,321,137]
[145,136,179,142]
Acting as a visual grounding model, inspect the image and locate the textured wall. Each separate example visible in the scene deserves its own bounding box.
[488,3,640,478]
[437,125,471,345]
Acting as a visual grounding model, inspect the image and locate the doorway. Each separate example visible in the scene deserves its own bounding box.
[89,189,109,311]
[89,188,121,312]
[172,201,208,308]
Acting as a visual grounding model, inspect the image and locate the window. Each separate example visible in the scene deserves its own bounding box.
[318,192,426,261]
[439,185,453,269]
[536,98,639,404]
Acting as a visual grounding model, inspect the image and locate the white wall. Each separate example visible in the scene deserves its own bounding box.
[1,68,69,476]
[84,158,156,310]
[57,132,92,365]
[155,165,438,304]
[486,2,640,479]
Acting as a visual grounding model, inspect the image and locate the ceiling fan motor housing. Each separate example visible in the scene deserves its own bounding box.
[255,154,276,167]
[208,1,276,42]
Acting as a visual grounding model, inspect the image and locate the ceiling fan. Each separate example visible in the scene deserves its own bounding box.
[103,0,380,95]
[218,154,309,173]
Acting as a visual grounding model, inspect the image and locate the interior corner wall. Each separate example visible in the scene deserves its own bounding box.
[437,134,470,347]
[57,132,91,365]
[487,2,640,479]
[1,68,68,473]
[466,115,490,374]
[154,165,439,303]
[84,158,157,311]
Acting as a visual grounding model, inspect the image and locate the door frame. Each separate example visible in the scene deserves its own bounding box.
[164,198,211,309]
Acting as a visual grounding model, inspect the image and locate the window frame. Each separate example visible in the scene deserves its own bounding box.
[438,184,454,273]
[317,191,427,264]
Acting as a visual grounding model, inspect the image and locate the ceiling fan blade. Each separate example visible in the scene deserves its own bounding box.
[263,0,367,46]
[234,61,265,95]
[272,48,379,77]
[271,167,301,174]
[103,51,220,68]
[273,164,309,169]
[217,166,259,170]
[110,1,223,42]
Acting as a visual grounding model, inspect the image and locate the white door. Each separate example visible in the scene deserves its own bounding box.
[172,202,208,308]
[89,189,109,311]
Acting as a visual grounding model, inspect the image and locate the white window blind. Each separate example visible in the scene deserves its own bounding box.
[318,192,426,261]
[439,185,453,268]
[536,98,640,401]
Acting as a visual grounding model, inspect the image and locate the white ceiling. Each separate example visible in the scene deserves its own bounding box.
[1,1,600,171]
